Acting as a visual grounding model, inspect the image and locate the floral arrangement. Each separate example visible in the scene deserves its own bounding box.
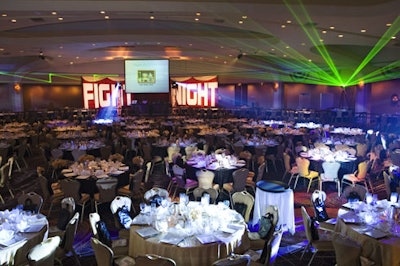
[51,159,70,169]
[109,153,124,162]
[78,154,95,163]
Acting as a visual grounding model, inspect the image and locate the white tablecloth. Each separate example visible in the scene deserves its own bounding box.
[252,187,295,234]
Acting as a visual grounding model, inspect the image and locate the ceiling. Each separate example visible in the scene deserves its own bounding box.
[0,0,399,85]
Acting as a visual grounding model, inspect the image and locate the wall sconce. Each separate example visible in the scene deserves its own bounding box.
[14,83,21,93]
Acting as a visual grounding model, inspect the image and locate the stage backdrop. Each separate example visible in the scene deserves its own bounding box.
[170,76,218,108]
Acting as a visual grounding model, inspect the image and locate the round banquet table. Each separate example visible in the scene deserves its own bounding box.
[335,206,400,265]
[0,213,48,265]
[129,202,246,266]
[252,180,295,234]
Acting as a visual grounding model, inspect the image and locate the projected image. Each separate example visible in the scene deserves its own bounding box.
[125,59,169,93]
[138,70,155,84]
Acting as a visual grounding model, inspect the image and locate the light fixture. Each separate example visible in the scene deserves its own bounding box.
[39,51,45,60]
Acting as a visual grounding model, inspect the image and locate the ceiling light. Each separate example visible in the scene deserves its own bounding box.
[386,23,392,27]
[286,20,292,24]
[242,15,247,19]
[338,34,344,38]
[392,36,397,39]
[100,11,106,14]
[329,26,335,29]
[322,30,327,34]
[51,11,57,15]
[104,16,109,19]
[238,20,243,24]
[1,14,7,17]
[281,25,286,28]
[58,17,63,21]
[361,29,367,32]
[11,19,16,23]
[150,16,155,19]
[195,18,199,21]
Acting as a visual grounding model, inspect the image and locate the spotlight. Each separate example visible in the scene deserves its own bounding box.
[39,51,45,60]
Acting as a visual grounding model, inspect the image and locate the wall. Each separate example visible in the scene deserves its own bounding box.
[371,79,400,114]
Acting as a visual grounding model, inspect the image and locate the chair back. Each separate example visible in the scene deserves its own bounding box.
[256,162,266,182]
[212,254,251,266]
[144,187,169,202]
[296,157,311,177]
[172,164,185,178]
[232,191,254,222]
[130,169,145,194]
[37,173,51,200]
[342,184,368,201]
[357,161,368,179]
[60,212,80,253]
[196,169,215,189]
[184,145,197,160]
[96,178,118,203]
[383,171,392,200]
[321,161,340,181]
[89,212,101,237]
[311,190,329,222]
[18,192,43,214]
[356,143,368,158]
[71,149,86,161]
[300,206,314,243]
[27,236,61,266]
[110,196,132,214]
[90,237,114,266]
[60,179,82,202]
[61,197,76,215]
[167,145,180,162]
[232,168,249,192]
[193,187,219,204]
[0,161,11,186]
[51,148,63,160]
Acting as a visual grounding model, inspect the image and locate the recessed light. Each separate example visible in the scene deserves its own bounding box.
[283,54,287,57]
[238,20,243,24]
[322,30,327,34]
[100,11,106,14]
[281,25,286,28]
[150,16,155,19]
[392,36,397,39]
[329,26,335,30]
[360,29,366,33]
[196,12,201,16]
[51,11,57,15]
[58,17,63,21]
[104,16,110,19]
[2,14,7,17]
[386,23,392,27]
[338,34,344,38]
[286,20,292,24]
[242,15,247,19]
[195,18,199,21]
[301,43,306,46]
[11,19,16,23]
[285,46,290,49]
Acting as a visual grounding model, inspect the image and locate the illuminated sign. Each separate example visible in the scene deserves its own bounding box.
[82,77,132,109]
[171,76,218,107]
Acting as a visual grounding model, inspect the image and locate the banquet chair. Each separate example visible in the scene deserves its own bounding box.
[332,231,361,266]
[27,236,61,266]
[341,160,369,193]
[300,206,334,266]
[223,168,250,206]
[196,169,219,190]
[356,143,368,159]
[283,152,299,185]
[184,145,197,160]
[246,159,266,194]
[170,164,198,198]
[239,151,254,172]
[89,212,129,256]
[90,237,136,266]
[0,160,14,203]
[117,169,145,203]
[55,212,81,266]
[144,187,169,204]
[319,161,341,196]
[232,191,254,223]
[71,149,86,162]
[94,177,119,213]
[37,169,64,218]
[193,187,219,204]
[212,253,251,266]
[13,224,48,266]
[49,197,75,238]
[167,145,181,163]
[59,178,90,222]
[17,191,43,214]
[141,142,152,163]
[294,157,319,193]
[341,184,368,202]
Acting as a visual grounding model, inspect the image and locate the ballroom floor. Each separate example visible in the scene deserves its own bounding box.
[0,151,386,266]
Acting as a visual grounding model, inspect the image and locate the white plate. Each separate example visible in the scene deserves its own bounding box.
[75,175,90,179]
[110,170,124,175]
